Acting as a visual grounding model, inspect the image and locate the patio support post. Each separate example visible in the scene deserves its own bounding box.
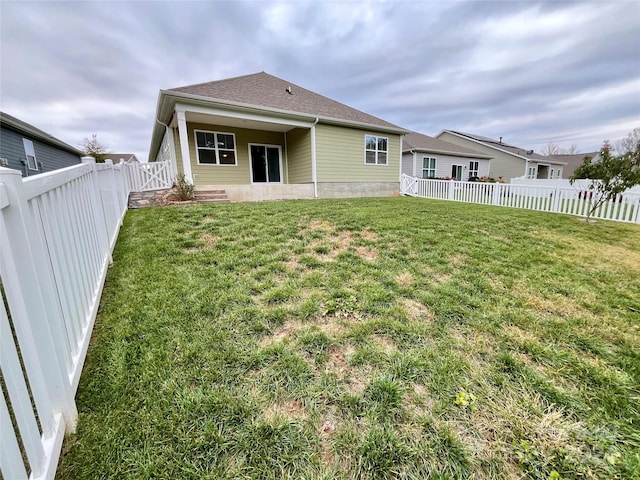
[311,118,319,198]
[176,110,193,183]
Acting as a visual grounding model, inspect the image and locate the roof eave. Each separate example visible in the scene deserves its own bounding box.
[0,116,83,156]
[402,147,492,159]
[150,90,409,159]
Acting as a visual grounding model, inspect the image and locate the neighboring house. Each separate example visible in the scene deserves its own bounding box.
[148,72,409,201]
[549,152,599,179]
[435,130,566,182]
[104,153,140,164]
[0,111,82,177]
[402,131,493,181]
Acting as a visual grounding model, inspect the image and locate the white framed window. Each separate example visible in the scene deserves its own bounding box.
[469,161,479,178]
[22,138,38,170]
[422,157,436,178]
[364,135,388,165]
[526,166,537,179]
[194,130,237,165]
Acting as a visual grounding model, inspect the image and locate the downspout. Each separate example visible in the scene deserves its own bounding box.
[311,118,319,198]
[155,118,179,181]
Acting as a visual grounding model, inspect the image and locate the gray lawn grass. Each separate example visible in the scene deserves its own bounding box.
[57,197,640,480]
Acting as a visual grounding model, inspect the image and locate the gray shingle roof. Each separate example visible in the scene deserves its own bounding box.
[446,130,564,163]
[550,152,598,177]
[169,72,403,130]
[403,131,492,158]
[0,111,82,155]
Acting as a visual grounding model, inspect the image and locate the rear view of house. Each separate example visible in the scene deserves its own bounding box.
[436,130,566,182]
[148,72,409,201]
[402,131,492,181]
[0,111,82,176]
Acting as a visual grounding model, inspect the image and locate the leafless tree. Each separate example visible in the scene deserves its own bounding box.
[80,134,109,163]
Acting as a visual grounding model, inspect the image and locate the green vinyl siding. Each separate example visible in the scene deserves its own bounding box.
[286,128,312,184]
[173,128,183,175]
[315,124,401,183]
[185,122,285,185]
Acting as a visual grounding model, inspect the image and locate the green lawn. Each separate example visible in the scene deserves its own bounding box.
[57,197,640,480]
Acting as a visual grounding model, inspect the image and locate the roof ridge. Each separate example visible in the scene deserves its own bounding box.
[167,71,267,92]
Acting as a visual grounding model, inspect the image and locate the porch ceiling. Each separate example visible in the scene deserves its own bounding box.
[185,111,297,132]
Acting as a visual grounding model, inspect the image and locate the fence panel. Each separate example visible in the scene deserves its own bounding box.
[400,174,639,224]
[125,161,175,192]
[0,157,129,479]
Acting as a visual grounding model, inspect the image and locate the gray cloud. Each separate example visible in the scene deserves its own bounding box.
[1,0,638,161]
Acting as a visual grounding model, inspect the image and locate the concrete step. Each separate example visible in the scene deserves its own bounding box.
[198,198,231,204]
[194,189,229,204]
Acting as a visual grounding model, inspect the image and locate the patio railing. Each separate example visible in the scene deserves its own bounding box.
[0,157,129,479]
[400,174,640,224]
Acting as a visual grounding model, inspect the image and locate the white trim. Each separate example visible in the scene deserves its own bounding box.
[422,156,437,178]
[398,136,403,182]
[364,134,390,166]
[22,138,38,171]
[248,143,283,184]
[412,151,417,177]
[175,102,315,129]
[311,121,318,198]
[176,111,193,182]
[451,163,464,181]
[284,131,289,184]
[469,160,479,178]
[193,129,238,166]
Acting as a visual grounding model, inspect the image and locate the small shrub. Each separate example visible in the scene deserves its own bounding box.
[173,173,194,201]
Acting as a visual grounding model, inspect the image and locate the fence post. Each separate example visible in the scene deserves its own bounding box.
[0,167,78,432]
[448,180,455,200]
[552,187,561,212]
[82,156,112,263]
[492,183,501,205]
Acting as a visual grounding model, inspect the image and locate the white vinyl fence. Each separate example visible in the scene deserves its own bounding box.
[125,161,175,192]
[1,157,129,479]
[401,174,640,224]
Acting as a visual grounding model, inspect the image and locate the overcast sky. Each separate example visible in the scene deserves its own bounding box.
[1,0,639,162]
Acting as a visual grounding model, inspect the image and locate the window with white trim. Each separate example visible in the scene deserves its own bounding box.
[365,135,388,165]
[526,166,537,179]
[195,130,237,165]
[22,138,38,170]
[469,161,479,178]
[422,157,436,178]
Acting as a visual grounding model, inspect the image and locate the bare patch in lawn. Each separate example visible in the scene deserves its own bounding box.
[371,334,396,354]
[343,365,372,396]
[448,254,466,268]
[402,298,434,321]
[517,288,595,319]
[360,229,378,240]
[355,245,378,261]
[396,272,413,287]
[260,320,300,347]
[263,399,307,422]
[406,383,435,418]
[541,232,640,272]
[319,410,340,467]
[307,220,335,232]
[324,344,355,377]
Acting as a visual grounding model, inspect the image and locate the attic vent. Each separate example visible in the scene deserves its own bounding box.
[526,150,534,155]
[285,86,293,95]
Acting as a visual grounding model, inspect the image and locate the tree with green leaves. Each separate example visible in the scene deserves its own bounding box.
[80,134,109,163]
[570,137,640,221]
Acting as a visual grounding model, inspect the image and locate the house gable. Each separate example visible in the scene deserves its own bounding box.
[0,111,82,176]
[437,130,566,181]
